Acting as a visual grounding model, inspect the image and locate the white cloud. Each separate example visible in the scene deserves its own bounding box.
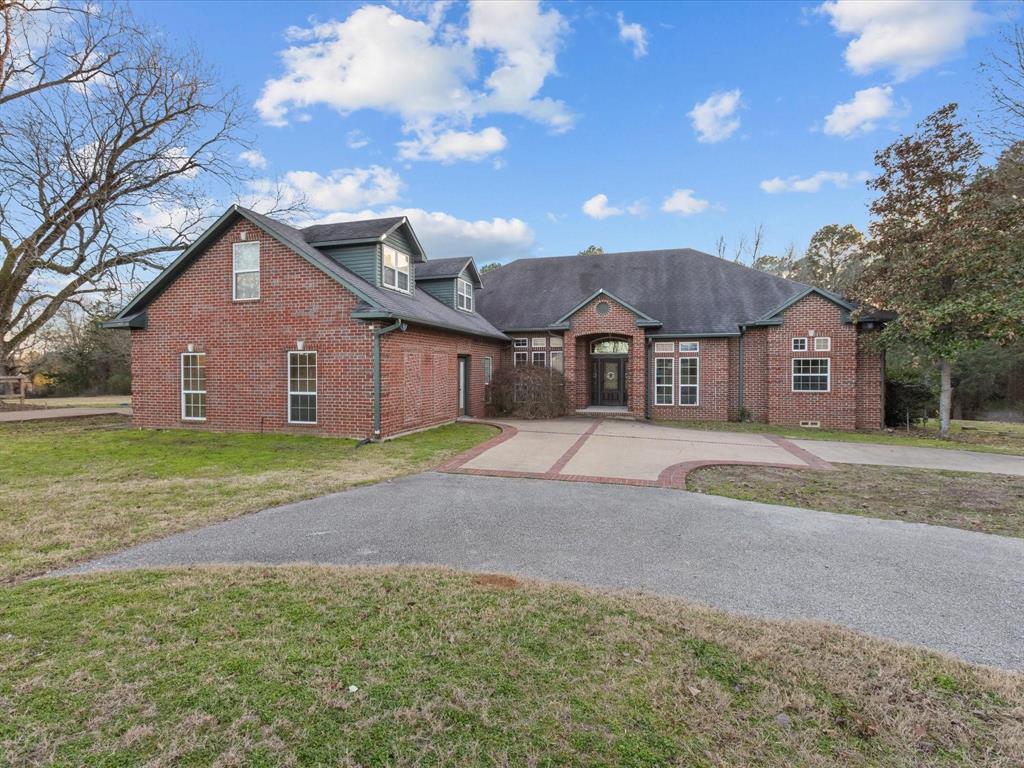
[256,1,572,161]
[617,12,648,58]
[397,126,507,163]
[688,89,742,143]
[823,85,895,137]
[244,165,403,212]
[238,149,267,169]
[582,193,622,220]
[760,170,868,194]
[820,0,988,81]
[346,130,369,149]
[303,207,534,261]
[660,189,709,215]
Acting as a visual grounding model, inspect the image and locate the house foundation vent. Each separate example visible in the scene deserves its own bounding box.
[799,420,821,428]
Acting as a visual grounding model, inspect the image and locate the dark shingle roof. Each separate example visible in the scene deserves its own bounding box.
[415,257,473,279]
[475,249,814,335]
[300,217,406,243]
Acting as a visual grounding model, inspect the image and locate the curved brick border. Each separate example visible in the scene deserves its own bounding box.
[438,419,519,472]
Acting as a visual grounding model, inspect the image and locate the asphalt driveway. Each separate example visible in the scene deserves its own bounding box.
[63,472,1024,671]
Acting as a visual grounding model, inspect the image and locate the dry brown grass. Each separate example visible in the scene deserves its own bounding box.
[0,417,496,581]
[688,463,1024,538]
[2,566,1022,766]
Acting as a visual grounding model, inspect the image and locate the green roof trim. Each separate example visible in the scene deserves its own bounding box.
[755,286,857,323]
[551,289,661,329]
[351,310,508,340]
[99,311,147,330]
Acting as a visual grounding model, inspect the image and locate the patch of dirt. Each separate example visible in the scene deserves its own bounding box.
[473,573,519,590]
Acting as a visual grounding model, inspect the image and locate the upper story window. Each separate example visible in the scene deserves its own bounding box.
[549,336,563,348]
[382,245,410,292]
[654,342,674,353]
[531,337,546,348]
[513,338,528,348]
[232,242,260,301]
[792,337,808,351]
[679,341,699,353]
[814,336,831,351]
[456,277,474,312]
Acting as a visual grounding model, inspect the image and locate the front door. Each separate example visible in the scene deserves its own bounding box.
[457,356,468,416]
[593,358,624,405]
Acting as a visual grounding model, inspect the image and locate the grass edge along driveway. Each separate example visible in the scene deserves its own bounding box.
[0,416,496,582]
[2,566,1022,767]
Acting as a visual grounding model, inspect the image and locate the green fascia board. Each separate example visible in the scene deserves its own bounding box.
[384,218,426,261]
[351,310,509,341]
[646,331,741,338]
[100,311,147,329]
[303,237,383,248]
[755,286,856,323]
[109,205,386,323]
[553,289,661,327]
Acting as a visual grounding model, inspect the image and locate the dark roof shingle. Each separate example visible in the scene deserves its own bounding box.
[475,249,812,335]
[299,217,406,243]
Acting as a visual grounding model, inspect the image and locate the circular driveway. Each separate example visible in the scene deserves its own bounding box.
[64,471,1024,671]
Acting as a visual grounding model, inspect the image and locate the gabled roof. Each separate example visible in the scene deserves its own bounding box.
[103,206,506,340]
[476,248,814,335]
[299,216,426,261]
[415,257,483,287]
[550,289,661,329]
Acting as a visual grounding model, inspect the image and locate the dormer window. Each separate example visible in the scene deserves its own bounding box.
[382,245,410,292]
[456,277,474,312]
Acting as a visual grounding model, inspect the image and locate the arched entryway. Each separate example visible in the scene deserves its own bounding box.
[588,336,630,407]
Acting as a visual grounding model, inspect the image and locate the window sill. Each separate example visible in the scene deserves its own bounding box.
[232,298,261,303]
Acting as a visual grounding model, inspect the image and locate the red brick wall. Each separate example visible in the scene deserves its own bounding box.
[648,338,730,421]
[765,293,861,429]
[562,298,647,417]
[131,217,503,439]
[856,332,884,430]
[380,326,504,436]
[740,328,770,422]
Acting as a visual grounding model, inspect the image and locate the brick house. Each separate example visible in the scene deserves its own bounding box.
[105,205,888,438]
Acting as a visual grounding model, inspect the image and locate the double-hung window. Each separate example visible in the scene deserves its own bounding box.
[514,351,528,367]
[483,356,493,403]
[792,358,830,392]
[181,353,207,420]
[532,351,546,367]
[654,358,674,405]
[232,242,260,300]
[382,246,410,292]
[457,278,474,311]
[679,358,699,405]
[549,350,564,373]
[288,351,317,423]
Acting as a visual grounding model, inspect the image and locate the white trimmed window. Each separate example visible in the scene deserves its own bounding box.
[513,338,528,348]
[679,357,699,405]
[483,356,493,385]
[288,351,317,423]
[549,336,563,348]
[654,358,674,405]
[181,353,206,420]
[531,337,546,348]
[382,245,410,292]
[654,342,674,353]
[532,351,546,367]
[679,341,699,353]
[514,351,528,367]
[792,337,808,351]
[792,358,830,392]
[457,277,474,312]
[814,336,831,351]
[232,242,260,300]
[549,350,564,373]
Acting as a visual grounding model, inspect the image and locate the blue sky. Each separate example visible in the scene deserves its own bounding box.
[134,0,1012,264]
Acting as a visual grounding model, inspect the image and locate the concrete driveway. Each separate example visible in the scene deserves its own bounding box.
[444,418,828,487]
[63,472,1024,671]
[444,418,1024,485]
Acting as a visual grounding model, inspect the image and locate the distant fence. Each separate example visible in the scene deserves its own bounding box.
[0,375,31,405]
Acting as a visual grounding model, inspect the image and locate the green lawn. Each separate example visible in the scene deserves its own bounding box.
[655,418,1024,456]
[2,567,1021,767]
[0,417,495,581]
[688,463,1024,539]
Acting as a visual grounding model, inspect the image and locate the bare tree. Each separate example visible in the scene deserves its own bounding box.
[981,22,1024,146]
[714,223,765,263]
[0,2,248,369]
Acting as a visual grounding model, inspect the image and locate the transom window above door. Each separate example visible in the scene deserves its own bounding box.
[591,339,629,354]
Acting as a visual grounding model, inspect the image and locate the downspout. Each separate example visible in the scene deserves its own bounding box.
[737,327,745,420]
[644,337,653,421]
[371,319,405,440]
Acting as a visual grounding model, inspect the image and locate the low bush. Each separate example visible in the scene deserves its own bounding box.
[488,365,569,419]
